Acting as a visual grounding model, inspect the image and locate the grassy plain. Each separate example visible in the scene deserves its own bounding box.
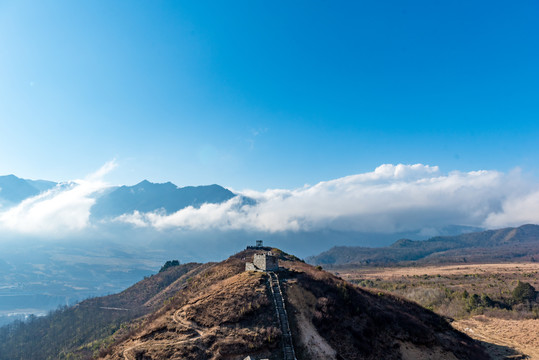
[330,263,539,359]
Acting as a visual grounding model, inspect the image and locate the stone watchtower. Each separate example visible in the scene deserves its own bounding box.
[245,252,279,272]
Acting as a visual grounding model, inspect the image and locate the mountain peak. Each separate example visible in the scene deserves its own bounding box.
[90,181,240,220]
[0,175,57,204]
[137,179,152,185]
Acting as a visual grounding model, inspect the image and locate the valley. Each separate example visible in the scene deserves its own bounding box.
[0,242,165,326]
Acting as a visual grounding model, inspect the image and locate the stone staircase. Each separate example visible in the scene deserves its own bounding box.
[268,272,297,360]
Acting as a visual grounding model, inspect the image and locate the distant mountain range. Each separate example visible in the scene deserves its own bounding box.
[0,174,249,218]
[0,175,56,207]
[307,224,539,266]
[90,180,242,220]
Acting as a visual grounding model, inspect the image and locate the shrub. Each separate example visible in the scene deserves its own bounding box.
[512,281,537,303]
[159,260,180,273]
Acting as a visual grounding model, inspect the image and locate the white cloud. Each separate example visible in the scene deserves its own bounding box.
[0,161,116,236]
[114,164,539,234]
[2,162,539,237]
[87,160,118,181]
[484,189,539,228]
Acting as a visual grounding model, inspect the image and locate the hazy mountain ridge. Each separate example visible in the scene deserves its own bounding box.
[0,174,251,219]
[0,174,57,206]
[307,224,539,266]
[90,180,241,220]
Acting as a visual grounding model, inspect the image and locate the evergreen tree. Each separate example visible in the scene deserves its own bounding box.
[512,281,537,303]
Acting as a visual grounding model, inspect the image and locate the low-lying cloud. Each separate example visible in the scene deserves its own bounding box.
[1,162,538,237]
[0,161,116,236]
[114,164,536,234]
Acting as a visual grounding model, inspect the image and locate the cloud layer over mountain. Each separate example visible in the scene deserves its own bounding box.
[0,163,537,237]
[0,161,116,236]
[115,164,530,234]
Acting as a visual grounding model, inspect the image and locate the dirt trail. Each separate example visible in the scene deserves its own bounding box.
[121,308,207,359]
[122,337,202,360]
[173,307,206,338]
[122,340,142,360]
[453,316,539,359]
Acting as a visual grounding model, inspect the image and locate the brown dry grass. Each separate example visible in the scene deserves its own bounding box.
[453,316,539,359]
[335,262,539,281]
[333,262,539,359]
[100,250,490,360]
[100,251,282,360]
[182,271,271,327]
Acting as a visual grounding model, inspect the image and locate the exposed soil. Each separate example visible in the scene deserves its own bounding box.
[286,280,337,359]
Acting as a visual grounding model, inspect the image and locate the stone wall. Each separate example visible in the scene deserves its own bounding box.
[246,253,279,272]
[253,254,278,271]
[265,255,278,270]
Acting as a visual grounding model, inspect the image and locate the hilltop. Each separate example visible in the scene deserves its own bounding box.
[81,249,491,359]
[307,224,539,266]
[0,246,492,359]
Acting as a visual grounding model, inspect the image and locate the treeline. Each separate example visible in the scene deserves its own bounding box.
[0,304,136,360]
[0,261,201,360]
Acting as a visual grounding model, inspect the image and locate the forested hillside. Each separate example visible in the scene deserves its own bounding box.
[0,262,207,360]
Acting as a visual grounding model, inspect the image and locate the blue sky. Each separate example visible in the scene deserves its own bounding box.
[0,1,538,190]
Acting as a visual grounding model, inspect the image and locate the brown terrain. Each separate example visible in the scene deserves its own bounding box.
[97,248,489,360]
[453,316,539,360]
[333,262,539,359]
[334,262,539,281]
